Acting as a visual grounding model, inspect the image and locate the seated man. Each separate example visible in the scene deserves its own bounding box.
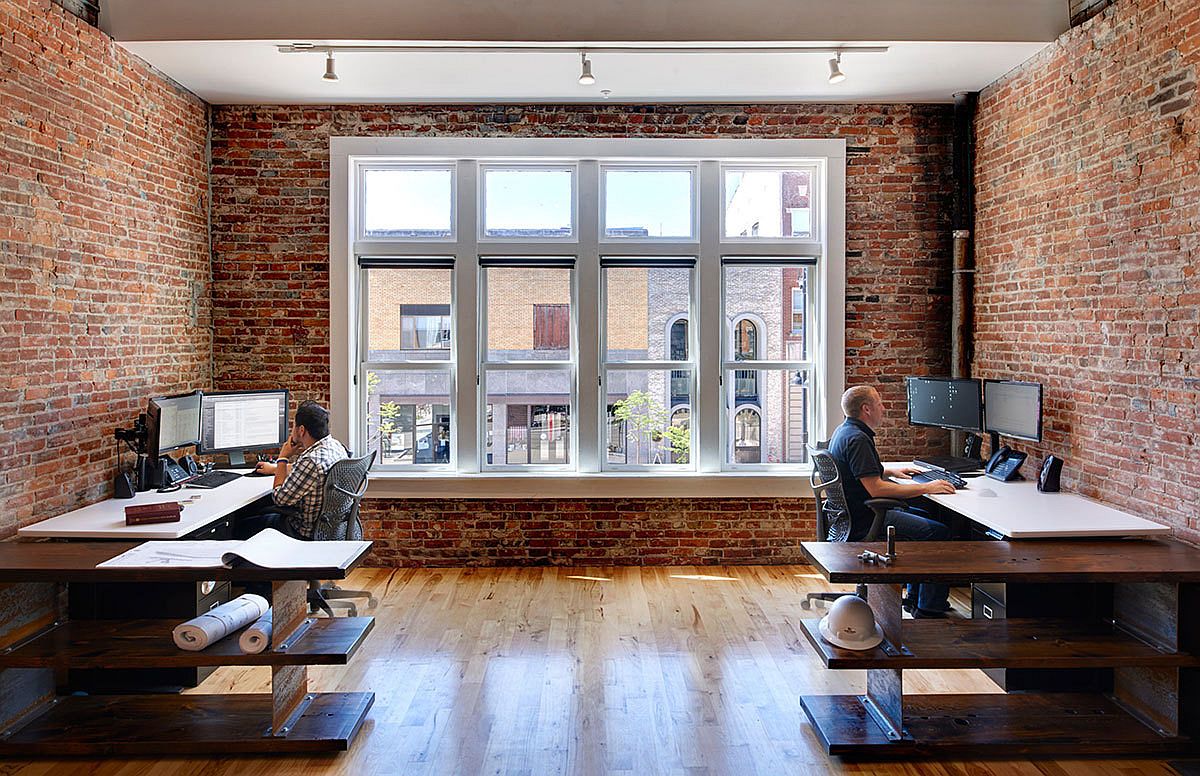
[828,385,957,618]
[236,400,349,540]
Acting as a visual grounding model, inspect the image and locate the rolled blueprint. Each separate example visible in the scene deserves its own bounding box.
[172,594,269,651]
[238,609,274,654]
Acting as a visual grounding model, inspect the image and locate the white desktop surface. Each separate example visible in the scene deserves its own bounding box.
[17,473,274,540]
[886,463,1170,539]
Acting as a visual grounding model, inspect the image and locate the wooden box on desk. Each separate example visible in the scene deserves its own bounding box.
[124,503,182,526]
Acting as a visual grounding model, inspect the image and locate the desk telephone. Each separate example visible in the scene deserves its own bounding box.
[985,446,1027,482]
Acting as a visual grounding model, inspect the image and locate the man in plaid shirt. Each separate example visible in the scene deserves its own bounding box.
[242,401,348,539]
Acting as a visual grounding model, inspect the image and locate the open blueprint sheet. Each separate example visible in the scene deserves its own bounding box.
[96,528,370,570]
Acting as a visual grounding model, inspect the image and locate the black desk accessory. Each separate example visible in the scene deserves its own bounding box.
[985,446,1027,482]
[1038,455,1063,492]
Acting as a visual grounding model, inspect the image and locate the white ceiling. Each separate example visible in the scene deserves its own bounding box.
[122,40,1050,105]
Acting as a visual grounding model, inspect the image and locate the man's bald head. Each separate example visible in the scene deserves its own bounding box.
[841,386,880,420]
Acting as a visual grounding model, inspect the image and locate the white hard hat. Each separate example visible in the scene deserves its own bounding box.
[818,595,883,650]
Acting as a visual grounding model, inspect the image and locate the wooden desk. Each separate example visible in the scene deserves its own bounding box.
[0,541,375,756]
[798,539,1200,758]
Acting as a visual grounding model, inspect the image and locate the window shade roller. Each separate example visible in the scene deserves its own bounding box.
[358,256,455,269]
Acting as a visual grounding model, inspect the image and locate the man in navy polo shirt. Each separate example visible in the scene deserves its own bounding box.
[828,385,957,618]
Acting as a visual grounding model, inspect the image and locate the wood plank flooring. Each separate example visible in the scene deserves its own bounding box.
[2,566,1187,775]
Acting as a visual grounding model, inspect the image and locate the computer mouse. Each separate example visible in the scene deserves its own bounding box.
[978,488,998,498]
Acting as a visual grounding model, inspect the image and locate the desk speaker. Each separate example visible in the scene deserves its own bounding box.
[1038,455,1063,493]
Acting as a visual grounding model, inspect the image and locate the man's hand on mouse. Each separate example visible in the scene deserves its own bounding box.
[922,479,957,495]
[254,460,278,475]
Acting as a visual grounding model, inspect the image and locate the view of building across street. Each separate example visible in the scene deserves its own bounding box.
[361,165,814,468]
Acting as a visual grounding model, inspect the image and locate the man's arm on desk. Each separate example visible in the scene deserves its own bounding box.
[861,474,956,499]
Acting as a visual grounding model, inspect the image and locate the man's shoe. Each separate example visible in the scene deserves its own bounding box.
[912,607,948,619]
[901,596,917,614]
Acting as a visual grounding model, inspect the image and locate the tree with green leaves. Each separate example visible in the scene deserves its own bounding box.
[611,390,689,465]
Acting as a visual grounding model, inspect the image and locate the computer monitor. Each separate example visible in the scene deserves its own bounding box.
[146,391,201,461]
[906,377,983,432]
[199,390,290,466]
[984,380,1043,442]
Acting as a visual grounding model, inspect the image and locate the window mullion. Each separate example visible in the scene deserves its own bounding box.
[455,160,479,473]
[697,160,722,474]
[576,160,601,473]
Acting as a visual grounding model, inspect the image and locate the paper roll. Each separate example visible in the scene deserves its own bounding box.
[172,594,269,651]
[239,609,274,654]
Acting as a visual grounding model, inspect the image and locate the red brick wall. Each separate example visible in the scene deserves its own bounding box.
[362,498,812,566]
[209,104,954,565]
[975,0,1199,542]
[0,0,212,538]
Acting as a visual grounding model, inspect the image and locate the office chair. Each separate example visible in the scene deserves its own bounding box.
[801,448,906,610]
[308,451,379,617]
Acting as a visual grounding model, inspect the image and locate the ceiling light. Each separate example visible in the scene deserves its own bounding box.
[323,52,338,82]
[578,53,595,86]
[828,52,846,85]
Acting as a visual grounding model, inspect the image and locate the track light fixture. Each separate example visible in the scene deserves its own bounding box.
[828,52,846,85]
[323,51,339,82]
[578,53,595,86]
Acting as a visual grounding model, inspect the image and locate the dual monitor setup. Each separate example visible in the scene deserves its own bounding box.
[128,389,289,492]
[905,376,1043,479]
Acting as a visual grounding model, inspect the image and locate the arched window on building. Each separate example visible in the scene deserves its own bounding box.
[733,407,761,464]
[669,316,688,405]
[733,317,758,403]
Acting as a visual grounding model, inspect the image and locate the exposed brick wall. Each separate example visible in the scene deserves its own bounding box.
[361,497,812,566]
[0,0,211,537]
[209,103,954,565]
[975,0,1199,542]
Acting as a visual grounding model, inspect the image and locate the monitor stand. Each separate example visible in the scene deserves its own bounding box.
[225,451,247,468]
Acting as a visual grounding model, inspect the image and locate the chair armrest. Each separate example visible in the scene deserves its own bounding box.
[861,498,907,542]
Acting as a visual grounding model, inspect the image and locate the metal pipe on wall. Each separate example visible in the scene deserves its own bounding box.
[949,91,977,454]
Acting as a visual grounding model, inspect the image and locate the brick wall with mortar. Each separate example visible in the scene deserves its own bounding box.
[975,0,1200,543]
[0,0,212,538]
[210,104,955,565]
[0,0,210,729]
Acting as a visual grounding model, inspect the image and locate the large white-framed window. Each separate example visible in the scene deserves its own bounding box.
[358,256,456,470]
[331,138,846,485]
[480,258,577,470]
[601,257,697,470]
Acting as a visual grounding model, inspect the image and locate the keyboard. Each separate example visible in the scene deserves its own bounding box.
[185,470,243,489]
[911,468,968,489]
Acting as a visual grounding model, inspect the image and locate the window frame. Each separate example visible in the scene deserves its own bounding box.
[599,260,698,472]
[331,138,846,489]
[719,163,820,243]
[599,163,698,243]
[478,163,579,243]
[357,163,458,242]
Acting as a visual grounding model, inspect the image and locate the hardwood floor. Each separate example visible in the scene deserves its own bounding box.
[4,566,1186,775]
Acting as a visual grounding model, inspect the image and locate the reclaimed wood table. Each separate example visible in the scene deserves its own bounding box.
[0,542,375,756]
[799,538,1200,758]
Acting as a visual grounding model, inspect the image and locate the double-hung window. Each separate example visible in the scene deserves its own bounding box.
[334,138,845,481]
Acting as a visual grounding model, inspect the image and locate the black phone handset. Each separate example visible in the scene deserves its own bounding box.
[985,445,1028,482]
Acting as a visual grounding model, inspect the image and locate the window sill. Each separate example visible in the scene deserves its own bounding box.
[366,471,815,499]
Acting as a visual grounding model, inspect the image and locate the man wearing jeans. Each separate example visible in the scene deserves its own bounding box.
[828,385,957,618]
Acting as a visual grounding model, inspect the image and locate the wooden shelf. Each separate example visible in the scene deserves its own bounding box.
[798,617,1197,670]
[0,692,374,755]
[799,692,1192,757]
[0,617,375,669]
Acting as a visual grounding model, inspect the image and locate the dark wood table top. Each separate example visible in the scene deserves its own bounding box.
[801,538,1200,583]
[0,541,371,582]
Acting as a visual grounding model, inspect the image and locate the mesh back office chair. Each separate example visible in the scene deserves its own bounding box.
[308,451,379,617]
[801,448,906,609]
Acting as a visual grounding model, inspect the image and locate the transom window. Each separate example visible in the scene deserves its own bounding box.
[337,138,845,476]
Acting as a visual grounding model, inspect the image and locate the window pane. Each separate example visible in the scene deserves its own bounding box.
[605,369,692,467]
[363,168,453,238]
[723,168,813,239]
[604,169,693,238]
[483,168,574,238]
[365,268,452,362]
[723,264,810,361]
[604,266,692,362]
[484,370,572,466]
[365,370,451,466]
[725,369,809,465]
[485,267,572,361]
[788,269,809,360]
